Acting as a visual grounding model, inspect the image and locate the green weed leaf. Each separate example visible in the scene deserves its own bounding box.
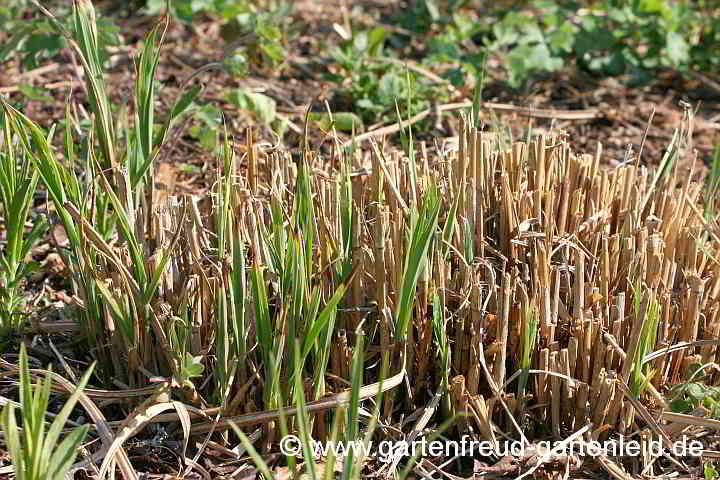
[226,88,277,124]
[181,352,205,378]
[17,84,53,103]
[666,31,689,66]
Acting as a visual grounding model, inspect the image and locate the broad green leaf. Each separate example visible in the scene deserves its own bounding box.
[670,398,693,414]
[666,31,689,66]
[368,27,386,56]
[704,462,718,480]
[226,89,276,124]
[260,41,285,63]
[17,84,53,102]
[181,352,205,378]
[308,112,362,132]
[223,53,249,76]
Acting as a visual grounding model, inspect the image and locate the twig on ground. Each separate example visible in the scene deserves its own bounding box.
[343,101,600,147]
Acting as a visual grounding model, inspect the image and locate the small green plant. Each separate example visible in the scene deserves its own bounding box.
[1,0,120,70]
[572,1,697,81]
[225,87,289,137]
[0,110,47,329]
[630,285,660,397]
[0,0,201,390]
[231,328,378,480]
[705,461,719,480]
[144,0,291,74]
[517,304,538,398]
[329,25,449,125]
[186,104,224,152]
[480,6,567,88]
[668,363,720,417]
[414,1,718,89]
[0,343,95,480]
[219,4,292,73]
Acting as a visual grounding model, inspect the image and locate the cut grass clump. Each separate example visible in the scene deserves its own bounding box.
[0,110,47,330]
[0,1,719,477]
